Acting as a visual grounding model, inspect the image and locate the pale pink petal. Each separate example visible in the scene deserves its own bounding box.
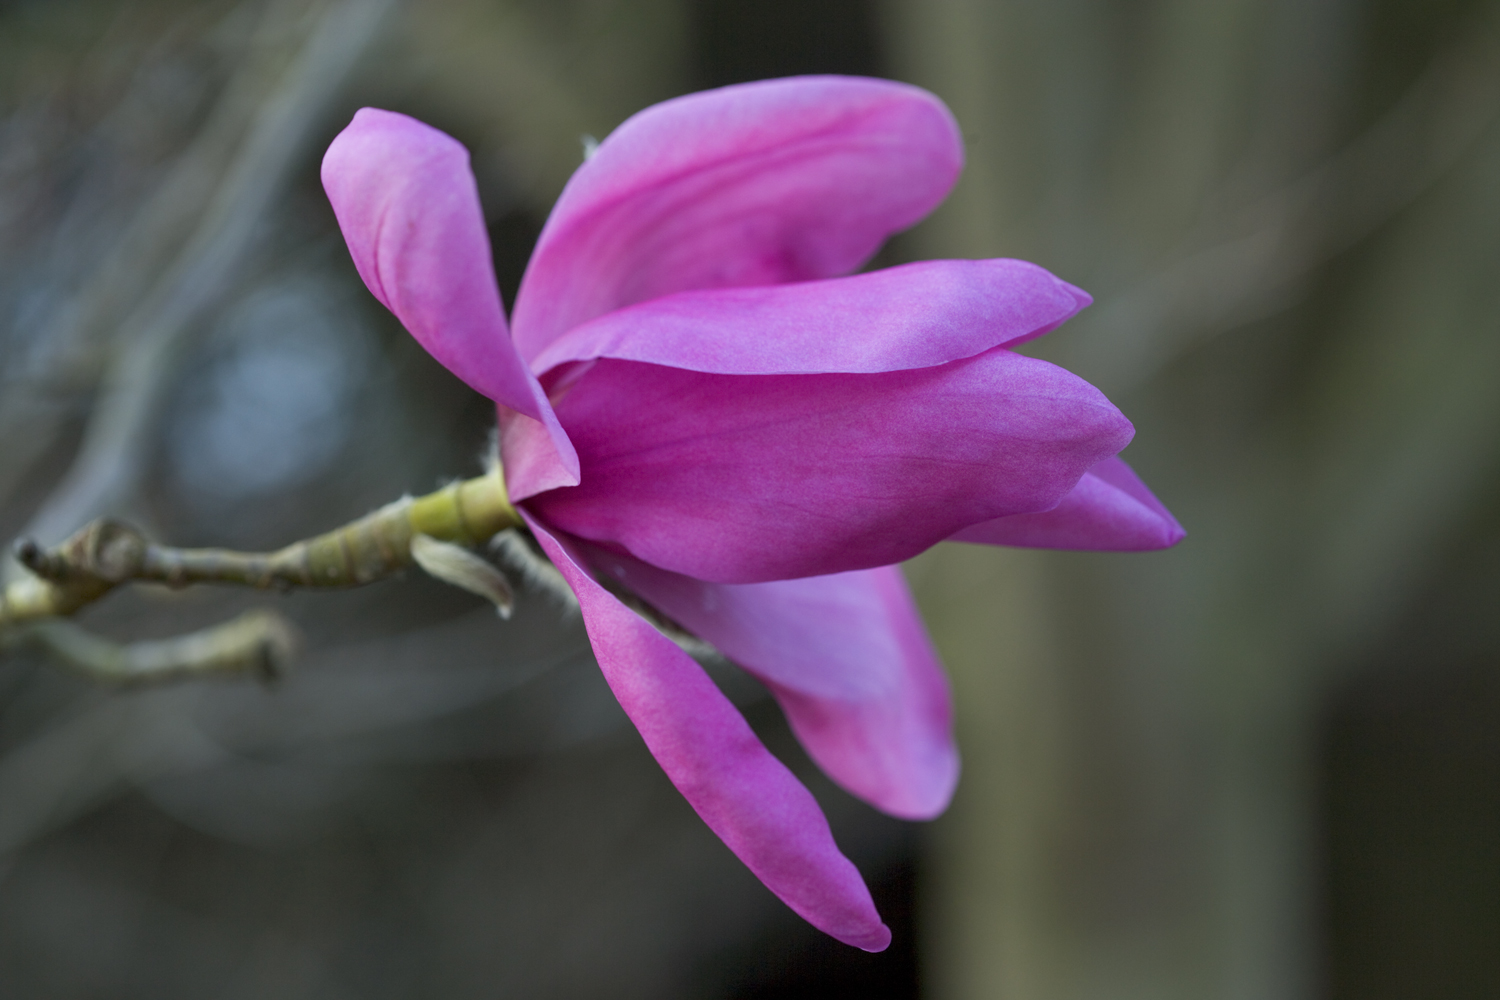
[321,108,579,492]
[950,455,1185,550]
[527,350,1135,583]
[523,514,891,951]
[583,545,957,820]
[529,259,1090,379]
[511,76,963,359]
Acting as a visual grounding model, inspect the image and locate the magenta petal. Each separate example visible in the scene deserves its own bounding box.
[529,259,1090,379]
[583,546,958,820]
[950,455,1186,551]
[321,108,578,492]
[523,514,891,951]
[528,350,1135,583]
[511,76,963,359]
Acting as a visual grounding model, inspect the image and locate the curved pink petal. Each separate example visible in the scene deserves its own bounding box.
[511,76,963,360]
[523,514,890,951]
[950,455,1185,550]
[527,350,1135,583]
[529,259,1090,379]
[582,545,957,820]
[321,108,579,492]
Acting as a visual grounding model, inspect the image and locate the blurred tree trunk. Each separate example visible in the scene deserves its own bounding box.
[886,5,1316,994]
[885,1,1500,998]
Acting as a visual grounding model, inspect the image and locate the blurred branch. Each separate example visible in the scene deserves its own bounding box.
[14,611,298,686]
[0,1,331,512]
[0,607,585,861]
[1076,7,1500,389]
[10,0,400,559]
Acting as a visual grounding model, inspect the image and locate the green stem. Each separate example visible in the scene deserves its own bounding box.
[0,465,522,629]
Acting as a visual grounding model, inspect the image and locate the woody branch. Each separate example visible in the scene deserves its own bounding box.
[0,467,523,682]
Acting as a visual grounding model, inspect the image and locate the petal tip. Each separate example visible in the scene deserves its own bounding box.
[1059,277,1093,312]
[883,762,960,821]
[324,107,468,180]
[852,922,894,953]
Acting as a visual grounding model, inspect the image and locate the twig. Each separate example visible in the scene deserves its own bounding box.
[19,611,299,686]
[1,466,521,629]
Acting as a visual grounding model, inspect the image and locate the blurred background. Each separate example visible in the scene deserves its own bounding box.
[0,0,1496,996]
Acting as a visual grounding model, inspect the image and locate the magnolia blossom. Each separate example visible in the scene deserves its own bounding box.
[322,76,1183,951]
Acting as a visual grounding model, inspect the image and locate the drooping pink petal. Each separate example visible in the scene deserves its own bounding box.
[528,259,1090,379]
[527,350,1135,583]
[321,108,579,492]
[582,545,957,820]
[510,76,963,360]
[523,514,891,952]
[949,455,1185,550]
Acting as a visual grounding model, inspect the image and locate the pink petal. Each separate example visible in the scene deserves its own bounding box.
[529,259,1090,378]
[950,455,1186,550]
[510,76,963,360]
[321,108,579,492]
[523,514,891,951]
[527,350,1135,583]
[582,545,958,820]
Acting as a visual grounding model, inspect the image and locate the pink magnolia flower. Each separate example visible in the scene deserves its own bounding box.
[322,76,1183,951]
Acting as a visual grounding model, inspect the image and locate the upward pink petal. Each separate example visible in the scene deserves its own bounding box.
[581,545,958,820]
[529,259,1090,379]
[527,350,1134,583]
[510,76,963,359]
[321,108,579,492]
[524,514,891,952]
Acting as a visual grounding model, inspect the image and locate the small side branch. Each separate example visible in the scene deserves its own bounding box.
[16,612,299,686]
